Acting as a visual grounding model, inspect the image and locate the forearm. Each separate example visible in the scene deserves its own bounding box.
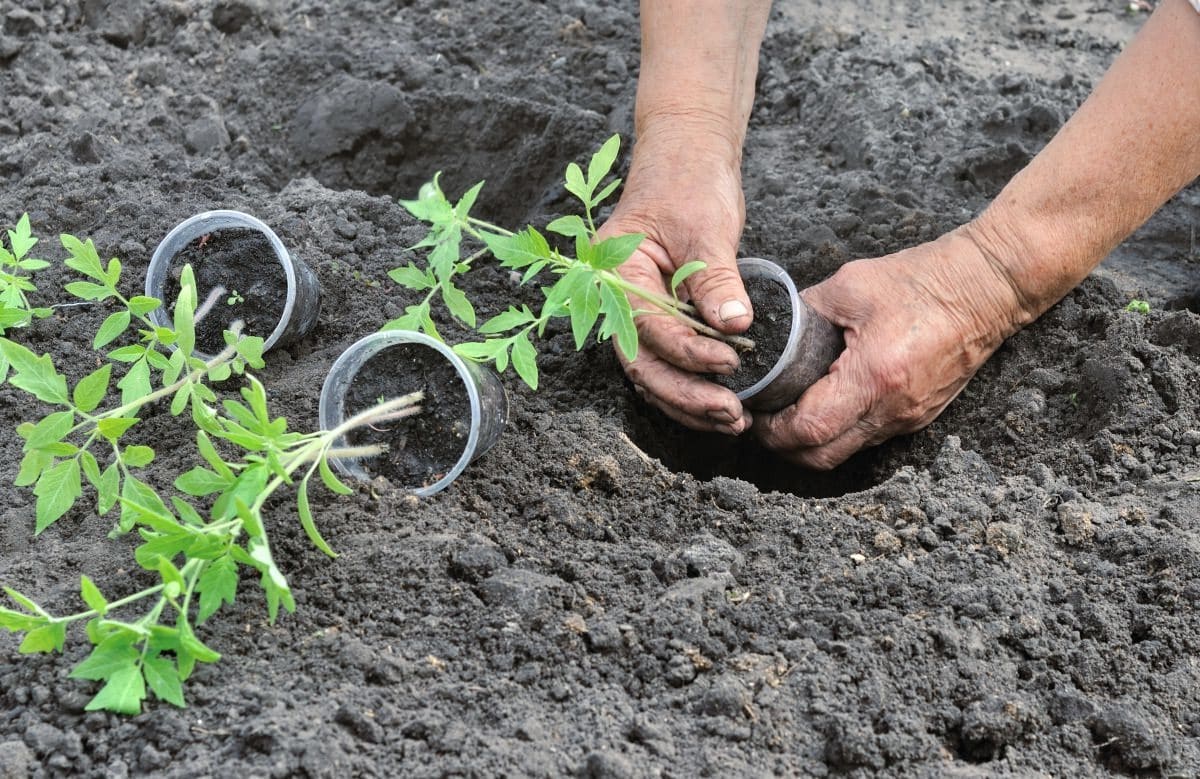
[970,0,1200,327]
[636,0,772,153]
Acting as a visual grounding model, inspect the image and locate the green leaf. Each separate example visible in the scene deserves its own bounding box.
[80,575,108,615]
[175,466,231,497]
[14,448,53,487]
[235,336,265,369]
[592,178,622,207]
[319,457,353,496]
[0,339,69,404]
[158,557,185,599]
[174,266,197,358]
[453,340,508,363]
[23,409,75,449]
[510,333,539,390]
[588,233,645,271]
[118,477,173,532]
[564,161,588,202]
[104,257,121,288]
[3,587,48,616]
[454,180,485,219]
[97,416,138,442]
[569,283,602,350]
[19,621,67,654]
[399,174,453,224]
[64,281,111,302]
[93,311,131,350]
[0,607,42,632]
[122,445,155,468]
[587,134,621,193]
[441,282,476,328]
[387,264,434,291]
[106,345,146,363]
[7,214,36,259]
[143,655,185,707]
[179,622,221,663]
[598,282,638,362]
[84,664,145,715]
[170,381,192,416]
[670,260,707,297]
[195,431,233,479]
[482,227,552,270]
[196,555,238,624]
[117,359,151,405]
[73,364,112,412]
[479,305,536,335]
[34,458,81,533]
[297,477,337,558]
[61,234,106,280]
[97,463,120,515]
[127,295,161,316]
[546,214,590,240]
[70,635,137,680]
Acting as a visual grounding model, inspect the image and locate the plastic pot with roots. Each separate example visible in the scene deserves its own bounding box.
[715,256,844,413]
[318,330,509,496]
[145,210,321,358]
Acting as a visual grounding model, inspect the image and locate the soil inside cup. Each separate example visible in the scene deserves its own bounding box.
[712,275,792,393]
[341,342,473,489]
[165,227,287,354]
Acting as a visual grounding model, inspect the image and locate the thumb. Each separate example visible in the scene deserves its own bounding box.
[686,253,753,335]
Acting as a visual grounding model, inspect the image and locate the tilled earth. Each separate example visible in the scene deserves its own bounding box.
[1,0,1199,776]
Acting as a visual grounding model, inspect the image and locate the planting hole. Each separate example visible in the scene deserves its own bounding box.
[290,91,607,225]
[624,404,900,498]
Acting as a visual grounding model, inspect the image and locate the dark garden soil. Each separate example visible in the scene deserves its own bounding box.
[2,0,1200,776]
[714,276,791,394]
[165,227,287,354]
[342,342,472,490]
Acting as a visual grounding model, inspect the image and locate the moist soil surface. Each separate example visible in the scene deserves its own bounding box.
[714,276,791,394]
[3,1,1200,776]
[165,227,287,354]
[342,342,472,490]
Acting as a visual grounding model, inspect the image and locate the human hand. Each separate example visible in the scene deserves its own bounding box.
[753,227,1030,469]
[598,121,754,435]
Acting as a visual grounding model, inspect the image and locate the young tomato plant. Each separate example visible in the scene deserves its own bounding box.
[0,214,53,375]
[390,134,752,390]
[1,236,265,534]
[0,226,428,713]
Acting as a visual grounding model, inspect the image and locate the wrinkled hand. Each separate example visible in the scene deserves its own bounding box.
[598,125,755,435]
[754,227,1029,469]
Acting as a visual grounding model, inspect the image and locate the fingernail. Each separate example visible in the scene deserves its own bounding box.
[718,299,749,323]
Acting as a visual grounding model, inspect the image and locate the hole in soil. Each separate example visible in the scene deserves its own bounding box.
[624,403,899,498]
[293,92,607,226]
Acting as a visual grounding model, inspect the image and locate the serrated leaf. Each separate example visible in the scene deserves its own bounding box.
[196,555,237,624]
[70,635,138,681]
[80,575,108,615]
[587,134,621,192]
[106,345,146,363]
[14,448,53,487]
[60,234,105,280]
[452,340,508,362]
[387,264,435,291]
[454,180,485,219]
[34,458,81,533]
[564,161,587,201]
[19,621,67,654]
[235,336,265,369]
[97,463,119,515]
[588,233,645,271]
[64,281,111,302]
[479,305,536,335]
[441,282,476,328]
[569,283,602,350]
[143,655,185,707]
[546,214,590,240]
[84,664,145,715]
[297,477,337,558]
[510,333,539,390]
[175,466,231,497]
[127,295,160,316]
[8,214,36,259]
[24,409,74,449]
[97,416,138,441]
[122,445,155,468]
[482,227,551,270]
[3,587,47,616]
[0,607,42,632]
[93,311,131,350]
[73,364,112,412]
[0,339,68,404]
[104,257,121,288]
[598,282,638,361]
[117,358,151,405]
[179,621,222,663]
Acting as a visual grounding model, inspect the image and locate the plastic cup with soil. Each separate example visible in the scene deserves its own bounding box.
[318,330,509,496]
[712,257,844,412]
[145,210,321,358]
